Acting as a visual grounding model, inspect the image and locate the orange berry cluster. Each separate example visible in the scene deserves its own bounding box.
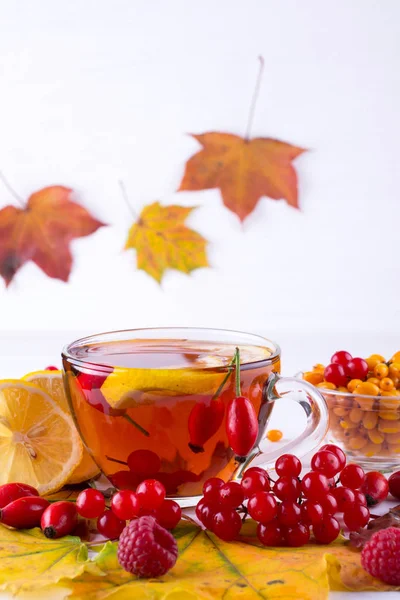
[303,351,400,459]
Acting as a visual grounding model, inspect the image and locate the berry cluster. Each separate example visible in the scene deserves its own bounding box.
[195,445,388,547]
[304,350,400,460]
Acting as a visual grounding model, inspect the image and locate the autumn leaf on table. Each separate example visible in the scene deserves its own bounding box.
[124,201,208,283]
[178,57,306,222]
[60,521,332,600]
[0,183,105,286]
[0,525,99,595]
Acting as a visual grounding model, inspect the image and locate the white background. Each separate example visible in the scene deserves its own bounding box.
[0,0,399,346]
[0,5,399,596]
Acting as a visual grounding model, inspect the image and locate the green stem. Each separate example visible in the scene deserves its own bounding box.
[105,455,127,466]
[211,355,236,400]
[235,347,241,397]
[122,413,150,436]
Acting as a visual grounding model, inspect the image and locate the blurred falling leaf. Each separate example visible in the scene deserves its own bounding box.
[179,133,306,222]
[0,186,105,286]
[124,202,208,283]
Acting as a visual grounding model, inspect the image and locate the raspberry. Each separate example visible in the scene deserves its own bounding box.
[117,516,178,578]
[361,527,400,586]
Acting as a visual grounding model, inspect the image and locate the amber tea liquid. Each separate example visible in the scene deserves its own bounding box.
[63,339,280,497]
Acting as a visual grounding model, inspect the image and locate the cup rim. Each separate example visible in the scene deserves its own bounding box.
[62,326,281,371]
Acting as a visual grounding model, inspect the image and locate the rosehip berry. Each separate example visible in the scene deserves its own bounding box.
[41,501,78,539]
[226,396,258,457]
[0,482,39,509]
[361,471,389,506]
[188,396,225,453]
[0,496,49,529]
[136,479,166,510]
[76,488,105,519]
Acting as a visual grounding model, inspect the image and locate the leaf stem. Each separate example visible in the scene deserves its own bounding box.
[244,55,265,141]
[211,355,236,400]
[122,413,150,436]
[235,347,241,397]
[118,180,139,220]
[105,455,127,466]
[0,170,25,208]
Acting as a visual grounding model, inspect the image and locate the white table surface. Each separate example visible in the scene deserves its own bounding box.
[0,329,399,599]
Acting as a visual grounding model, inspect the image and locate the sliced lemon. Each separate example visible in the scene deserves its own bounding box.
[101,368,226,410]
[22,370,100,484]
[0,380,82,494]
[100,344,272,410]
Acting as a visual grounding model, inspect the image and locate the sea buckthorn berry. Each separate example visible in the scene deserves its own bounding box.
[303,371,324,385]
[348,379,363,393]
[354,382,380,396]
[366,356,381,371]
[389,363,400,379]
[317,381,336,390]
[391,352,400,363]
[380,377,395,392]
[313,363,325,373]
[324,364,347,387]
[345,358,369,380]
[370,354,386,364]
[267,429,283,442]
[367,377,381,386]
[331,351,352,366]
[374,363,389,379]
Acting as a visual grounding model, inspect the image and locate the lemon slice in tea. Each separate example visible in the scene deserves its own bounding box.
[100,344,271,410]
[0,379,83,494]
[23,370,100,484]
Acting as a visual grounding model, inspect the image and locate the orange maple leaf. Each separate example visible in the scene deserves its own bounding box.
[178,132,306,221]
[0,186,105,286]
[125,202,208,283]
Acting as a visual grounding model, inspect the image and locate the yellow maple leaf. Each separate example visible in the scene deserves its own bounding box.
[0,525,98,595]
[124,202,208,283]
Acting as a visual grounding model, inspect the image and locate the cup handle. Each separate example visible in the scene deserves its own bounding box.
[234,373,329,478]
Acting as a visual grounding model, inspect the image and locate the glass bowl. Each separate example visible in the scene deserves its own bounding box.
[318,387,400,470]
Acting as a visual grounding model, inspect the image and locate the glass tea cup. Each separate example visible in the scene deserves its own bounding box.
[62,328,328,504]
